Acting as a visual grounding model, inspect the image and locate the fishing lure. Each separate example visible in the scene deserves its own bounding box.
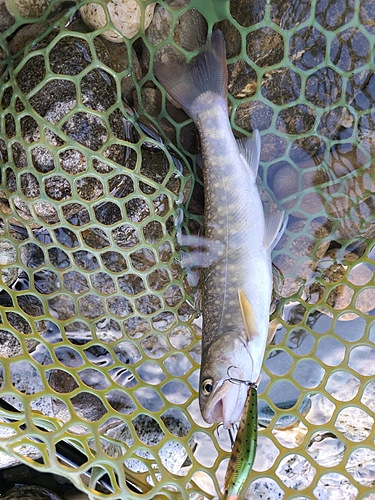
[224,383,258,500]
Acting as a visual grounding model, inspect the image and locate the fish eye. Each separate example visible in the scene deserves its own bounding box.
[201,379,213,396]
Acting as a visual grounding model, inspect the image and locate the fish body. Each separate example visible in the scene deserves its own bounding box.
[154,30,284,428]
[224,385,258,499]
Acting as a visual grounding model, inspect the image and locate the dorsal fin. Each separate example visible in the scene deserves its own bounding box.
[236,129,261,178]
[238,289,258,342]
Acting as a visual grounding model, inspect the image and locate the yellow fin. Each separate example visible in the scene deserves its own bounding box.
[238,289,258,341]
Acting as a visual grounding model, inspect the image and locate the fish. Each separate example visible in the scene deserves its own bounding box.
[154,30,285,428]
[224,384,258,499]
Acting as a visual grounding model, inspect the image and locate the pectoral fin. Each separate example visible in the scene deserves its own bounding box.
[238,289,258,342]
[177,233,225,270]
[236,129,261,178]
[264,211,287,251]
[267,318,279,345]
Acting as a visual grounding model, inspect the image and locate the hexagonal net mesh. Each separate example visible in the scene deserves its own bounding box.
[1,0,375,498]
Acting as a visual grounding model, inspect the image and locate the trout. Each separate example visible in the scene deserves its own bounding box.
[154,30,285,428]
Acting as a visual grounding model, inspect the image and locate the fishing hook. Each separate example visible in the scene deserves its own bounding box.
[227,426,237,448]
[226,366,258,389]
[215,423,224,441]
[217,422,239,448]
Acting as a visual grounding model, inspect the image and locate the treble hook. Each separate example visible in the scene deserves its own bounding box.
[227,426,236,448]
[226,366,258,389]
[217,422,239,447]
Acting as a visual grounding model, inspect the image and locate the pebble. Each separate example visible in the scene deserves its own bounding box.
[93,413,193,474]
[1,486,62,500]
[0,241,16,265]
[271,163,328,214]
[80,0,156,42]
[0,0,13,32]
[0,47,5,78]
[5,0,49,18]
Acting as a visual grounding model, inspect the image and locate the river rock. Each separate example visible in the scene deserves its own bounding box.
[271,162,327,214]
[234,100,274,132]
[80,0,156,42]
[146,0,206,49]
[0,1,14,32]
[1,486,62,500]
[214,19,241,58]
[246,26,284,67]
[172,7,207,51]
[273,218,331,298]
[227,60,257,99]
[229,0,265,27]
[146,2,207,81]
[100,38,142,99]
[5,0,50,18]
[94,412,194,475]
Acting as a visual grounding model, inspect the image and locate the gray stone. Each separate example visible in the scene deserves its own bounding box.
[5,0,50,18]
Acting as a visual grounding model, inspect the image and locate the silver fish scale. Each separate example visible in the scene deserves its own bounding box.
[197,101,270,353]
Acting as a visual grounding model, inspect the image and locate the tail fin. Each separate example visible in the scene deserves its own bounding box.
[154,29,228,121]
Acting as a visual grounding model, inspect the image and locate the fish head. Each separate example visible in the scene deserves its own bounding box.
[199,332,253,429]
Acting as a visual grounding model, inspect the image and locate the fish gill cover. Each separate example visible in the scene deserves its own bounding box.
[0,0,375,499]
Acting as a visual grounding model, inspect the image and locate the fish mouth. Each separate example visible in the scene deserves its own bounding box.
[205,379,247,429]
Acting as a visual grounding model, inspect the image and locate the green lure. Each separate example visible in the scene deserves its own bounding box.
[224,384,258,499]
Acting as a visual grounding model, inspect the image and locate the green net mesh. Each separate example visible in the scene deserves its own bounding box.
[1,0,375,498]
